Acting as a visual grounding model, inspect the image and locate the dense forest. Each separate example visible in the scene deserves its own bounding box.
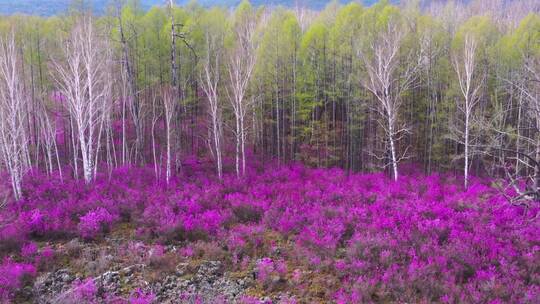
[0,0,538,191]
[0,0,539,303]
[1,1,382,16]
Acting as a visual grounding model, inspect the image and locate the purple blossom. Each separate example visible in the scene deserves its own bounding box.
[0,163,537,302]
[78,207,117,239]
[0,258,36,301]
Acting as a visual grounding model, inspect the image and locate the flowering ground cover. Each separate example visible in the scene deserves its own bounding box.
[0,159,538,303]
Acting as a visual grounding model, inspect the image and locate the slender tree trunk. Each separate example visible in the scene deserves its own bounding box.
[240,116,246,175]
[515,92,523,175]
[464,111,469,189]
[235,115,240,177]
[534,134,540,196]
[213,114,222,179]
[388,112,399,181]
[170,0,178,88]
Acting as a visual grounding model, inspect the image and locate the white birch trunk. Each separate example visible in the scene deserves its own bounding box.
[0,32,31,200]
[52,16,111,184]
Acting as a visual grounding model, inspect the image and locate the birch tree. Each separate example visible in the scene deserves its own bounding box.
[114,1,143,164]
[510,15,540,202]
[0,33,31,200]
[511,55,540,202]
[451,34,483,189]
[358,20,418,181]
[492,20,540,203]
[52,17,112,183]
[162,86,176,184]
[227,1,258,177]
[36,102,62,179]
[200,22,224,180]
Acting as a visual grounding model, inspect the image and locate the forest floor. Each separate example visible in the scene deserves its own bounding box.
[1,161,539,303]
[24,223,307,303]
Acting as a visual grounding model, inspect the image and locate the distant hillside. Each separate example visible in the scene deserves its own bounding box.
[0,0,381,16]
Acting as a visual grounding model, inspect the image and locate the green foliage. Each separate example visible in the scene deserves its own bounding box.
[330,2,363,53]
[233,0,254,27]
[452,16,500,58]
[256,8,299,76]
[0,0,537,175]
[498,13,540,66]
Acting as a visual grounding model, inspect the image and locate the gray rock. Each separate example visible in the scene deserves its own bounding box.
[32,269,79,304]
[96,270,121,294]
[32,240,255,304]
[175,262,189,276]
[149,260,253,303]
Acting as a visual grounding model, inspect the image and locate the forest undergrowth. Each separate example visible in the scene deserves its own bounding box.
[0,158,538,303]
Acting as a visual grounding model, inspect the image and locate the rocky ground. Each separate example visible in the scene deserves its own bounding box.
[15,231,302,304]
[32,260,253,303]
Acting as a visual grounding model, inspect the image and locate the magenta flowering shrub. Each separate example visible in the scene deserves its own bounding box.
[78,207,117,239]
[20,242,54,268]
[0,159,538,302]
[20,242,38,260]
[239,296,272,304]
[256,257,274,283]
[226,224,265,258]
[69,278,98,302]
[0,258,36,301]
[255,257,287,286]
[36,246,55,267]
